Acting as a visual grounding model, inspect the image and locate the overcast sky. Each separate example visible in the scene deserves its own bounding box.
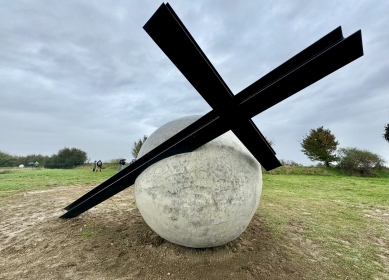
[1,0,388,166]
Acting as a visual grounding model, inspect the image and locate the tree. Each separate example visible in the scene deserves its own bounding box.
[383,124,389,143]
[19,154,50,167]
[300,126,339,167]
[46,147,87,169]
[265,137,274,147]
[337,147,385,176]
[0,151,17,167]
[132,135,148,159]
[0,151,50,167]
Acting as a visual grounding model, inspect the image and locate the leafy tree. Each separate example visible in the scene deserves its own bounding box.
[0,151,50,167]
[19,154,50,167]
[337,147,385,176]
[46,147,87,169]
[384,124,389,143]
[300,126,339,167]
[132,135,148,159]
[0,151,17,167]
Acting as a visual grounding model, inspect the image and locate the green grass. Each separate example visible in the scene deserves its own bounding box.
[0,166,117,196]
[0,166,388,278]
[260,174,389,279]
[80,222,99,239]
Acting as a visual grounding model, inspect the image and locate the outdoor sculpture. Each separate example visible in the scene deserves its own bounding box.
[61,3,363,247]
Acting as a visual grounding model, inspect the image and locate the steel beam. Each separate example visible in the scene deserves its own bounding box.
[60,3,363,219]
[143,3,277,168]
[238,30,363,119]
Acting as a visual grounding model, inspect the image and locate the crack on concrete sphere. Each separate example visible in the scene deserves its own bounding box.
[135,115,262,248]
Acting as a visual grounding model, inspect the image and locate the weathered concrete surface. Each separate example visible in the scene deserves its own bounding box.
[135,116,262,248]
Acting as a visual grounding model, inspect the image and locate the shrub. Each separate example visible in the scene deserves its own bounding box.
[337,147,385,176]
[280,159,303,166]
[46,147,87,169]
[19,154,50,167]
[0,151,51,167]
[0,151,18,167]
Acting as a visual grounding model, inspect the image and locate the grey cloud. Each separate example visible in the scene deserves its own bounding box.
[1,0,387,166]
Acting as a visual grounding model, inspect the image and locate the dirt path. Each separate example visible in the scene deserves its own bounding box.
[0,185,382,279]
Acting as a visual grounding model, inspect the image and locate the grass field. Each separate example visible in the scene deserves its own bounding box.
[0,165,117,196]
[259,174,388,278]
[0,166,388,278]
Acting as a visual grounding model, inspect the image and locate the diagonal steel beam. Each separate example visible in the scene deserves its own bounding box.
[238,30,363,119]
[61,3,363,219]
[61,28,363,219]
[144,3,234,109]
[64,110,218,211]
[143,3,279,169]
[142,4,348,170]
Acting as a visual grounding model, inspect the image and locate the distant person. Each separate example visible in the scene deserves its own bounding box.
[118,159,126,170]
[28,162,34,168]
[34,161,39,168]
[121,159,126,170]
[97,160,103,172]
[93,160,97,172]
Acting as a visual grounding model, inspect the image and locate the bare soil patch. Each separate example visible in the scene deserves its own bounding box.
[0,185,364,279]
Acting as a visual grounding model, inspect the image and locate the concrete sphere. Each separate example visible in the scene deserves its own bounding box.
[135,115,262,248]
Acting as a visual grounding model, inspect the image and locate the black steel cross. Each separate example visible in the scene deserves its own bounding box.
[60,3,363,219]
